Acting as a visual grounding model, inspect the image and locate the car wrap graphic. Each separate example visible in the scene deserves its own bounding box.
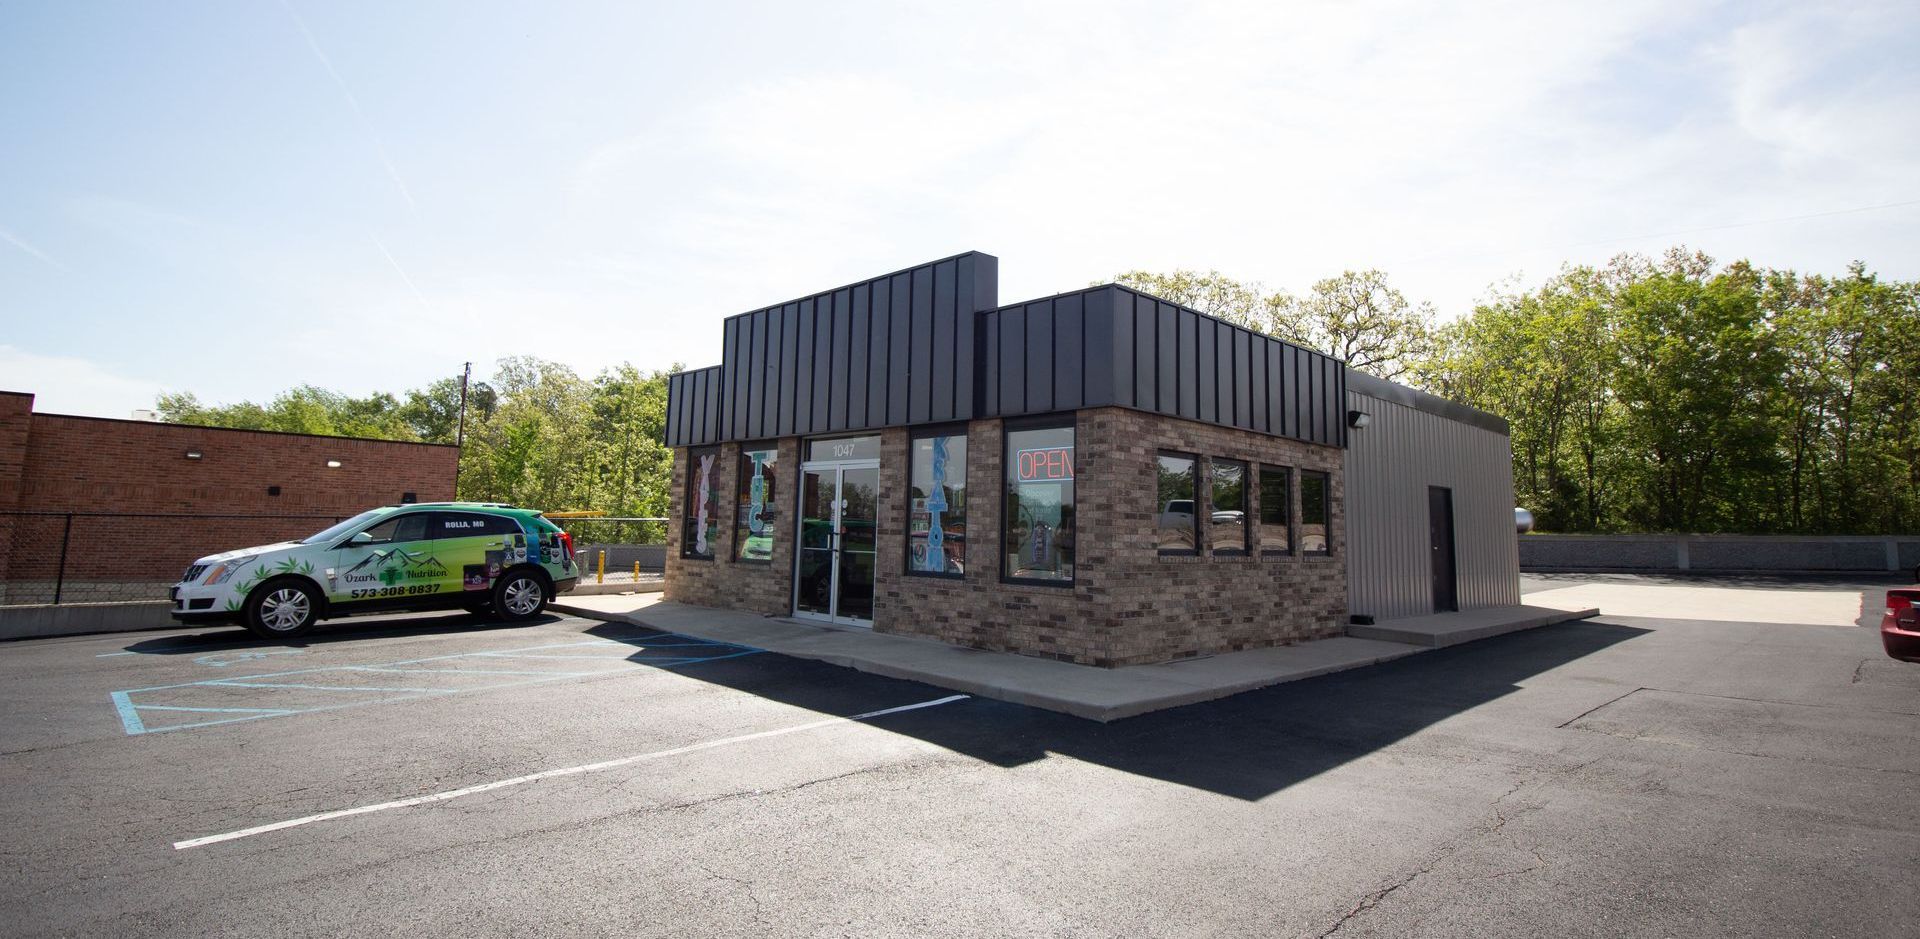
[171,507,577,617]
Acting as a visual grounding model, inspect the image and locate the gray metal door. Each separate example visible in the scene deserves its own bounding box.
[1429,486,1458,613]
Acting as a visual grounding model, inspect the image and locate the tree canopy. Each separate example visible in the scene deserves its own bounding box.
[1120,251,1920,534]
[160,359,678,519]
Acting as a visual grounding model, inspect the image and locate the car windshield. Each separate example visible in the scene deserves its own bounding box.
[301,509,391,545]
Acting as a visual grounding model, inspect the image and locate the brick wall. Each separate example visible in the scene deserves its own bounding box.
[662,406,1347,667]
[0,392,458,599]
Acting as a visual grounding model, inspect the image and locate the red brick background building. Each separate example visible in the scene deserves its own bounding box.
[0,390,458,603]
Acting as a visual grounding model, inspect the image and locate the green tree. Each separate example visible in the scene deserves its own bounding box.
[1112,268,1437,381]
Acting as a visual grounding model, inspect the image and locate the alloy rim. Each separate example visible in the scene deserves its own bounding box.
[504,578,541,615]
[260,588,310,631]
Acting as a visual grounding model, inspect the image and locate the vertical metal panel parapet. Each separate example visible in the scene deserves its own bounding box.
[663,251,1000,448]
[978,283,1350,448]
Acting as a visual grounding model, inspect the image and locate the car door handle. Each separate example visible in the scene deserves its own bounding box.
[486,541,504,548]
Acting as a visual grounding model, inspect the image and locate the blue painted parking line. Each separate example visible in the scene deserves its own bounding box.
[109,631,763,736]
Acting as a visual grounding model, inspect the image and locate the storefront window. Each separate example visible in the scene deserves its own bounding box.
[1156,452,1197,554]
[734,446,778,562]
[1301,470,1330,555]
[1004,422,1074,583]
[908,432,967,576]
[1259,465,1292,554]
[683,447,719,559]
[1209,458,1248,556]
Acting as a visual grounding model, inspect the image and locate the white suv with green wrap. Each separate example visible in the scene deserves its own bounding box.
[170,503,579,639]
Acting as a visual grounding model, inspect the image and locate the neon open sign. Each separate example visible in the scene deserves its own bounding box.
[1014,446,1075,482]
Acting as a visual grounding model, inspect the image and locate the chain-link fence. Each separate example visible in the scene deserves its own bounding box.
[0,511,346,605]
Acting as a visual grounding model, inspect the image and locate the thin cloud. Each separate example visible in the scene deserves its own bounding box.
[0,226,68,271]
[280,0,420,218]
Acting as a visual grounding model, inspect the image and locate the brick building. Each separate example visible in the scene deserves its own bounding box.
[0,391,458,602]
[661,253,1520,667]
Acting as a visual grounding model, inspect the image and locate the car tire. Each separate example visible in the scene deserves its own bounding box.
[243,578,321,639]
[492,568,549,621]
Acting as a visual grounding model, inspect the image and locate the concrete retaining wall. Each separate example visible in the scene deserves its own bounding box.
[1520,534,1920,574]
[0,601,176,641]
[575,543,665,573]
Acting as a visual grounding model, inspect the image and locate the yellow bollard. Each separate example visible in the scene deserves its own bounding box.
[597,550,605,584]
[633,561,640,579]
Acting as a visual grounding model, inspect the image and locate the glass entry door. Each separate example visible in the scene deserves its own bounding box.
[794,462,878,625]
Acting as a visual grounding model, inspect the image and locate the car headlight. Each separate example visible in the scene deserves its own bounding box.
[203,556,256,586]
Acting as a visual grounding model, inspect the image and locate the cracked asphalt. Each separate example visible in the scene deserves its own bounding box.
[2,580,1917,938]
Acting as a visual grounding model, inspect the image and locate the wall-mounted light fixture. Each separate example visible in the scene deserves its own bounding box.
[184,450,203,460]
[1347,410,1372,429]
[326,459,343,468]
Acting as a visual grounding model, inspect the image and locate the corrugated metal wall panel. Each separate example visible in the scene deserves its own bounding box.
[1343,387,1521,620]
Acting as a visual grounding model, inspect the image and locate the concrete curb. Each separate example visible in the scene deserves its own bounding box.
[0,601,178,642]
[562,581,666,597]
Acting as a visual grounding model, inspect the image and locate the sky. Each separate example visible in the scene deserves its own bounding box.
[2,0,1916,418]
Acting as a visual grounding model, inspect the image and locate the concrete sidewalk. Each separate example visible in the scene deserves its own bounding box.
[554,596,1597,720]
[1348,604,1600,647]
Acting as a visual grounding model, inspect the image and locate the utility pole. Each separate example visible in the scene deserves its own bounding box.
[454,362,471,492]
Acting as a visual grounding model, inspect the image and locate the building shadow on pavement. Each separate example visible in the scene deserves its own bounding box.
[107,611,565,655]
[583,617,1650,802]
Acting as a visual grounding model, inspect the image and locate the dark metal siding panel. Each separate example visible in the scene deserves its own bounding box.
[811,294,832,432]
[664,373,680,446]
[1215,322,1234,427]
[1250,334,1268,434]
[737,311,760,435]
[887,273,910,425]
[931,259,957,423]
[1024,300,1054,413]
[1133,293,1155,409]
[848,284,870,434]
[828,289,851,432]
[1080,288,1115,408]
[1291,345,1306,440]
[866,279,890,427]
[776,304,797,437]
[1177,310,1199,421]
[1156,302,1177,413]
[1337,364,1349,448]
[1053,292,1083,410]
[793,300,815,436]
[1234,329,1253,430]
[908,267,933,424]
[981,309,1001,415]
[705,367,723,443]
[1111,290,1135,409]
[1196,317,1216,424]
[956,254,994,418]
[1267,341,1283,436]
[998,306,1025,414]
[1310,352,1326,444]
[721,316,741,440]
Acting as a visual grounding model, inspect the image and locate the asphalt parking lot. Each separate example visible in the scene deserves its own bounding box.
[3,579,1917,938]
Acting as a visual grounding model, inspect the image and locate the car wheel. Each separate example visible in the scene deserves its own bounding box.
[492,569,548,621]
[244,578,321,639]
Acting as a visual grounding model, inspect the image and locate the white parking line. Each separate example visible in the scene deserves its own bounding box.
[172,694,970,850]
